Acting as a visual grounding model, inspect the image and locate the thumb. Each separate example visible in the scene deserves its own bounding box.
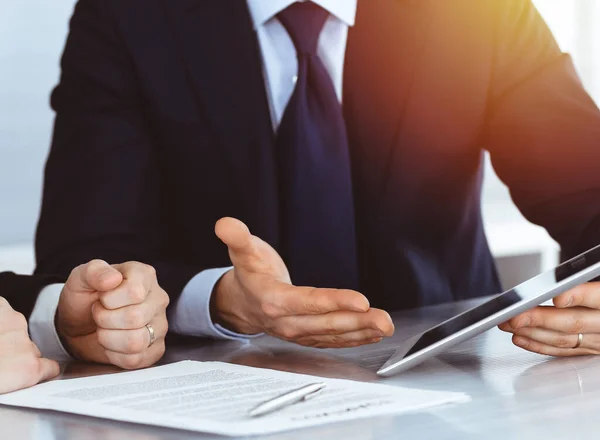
[36,358,61,384]
[215,217,255,256]
[68,260,123,293]
[215,217,289,279]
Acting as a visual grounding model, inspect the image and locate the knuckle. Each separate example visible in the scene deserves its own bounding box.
[160,290,170,309]
[570,288,584,305]
[260,301,281,319]
[129,284,147,304]
[125,333,146,354]
[0,296,9,309]
[96,329,110,347]
[303,289,323,314]
[323,318,339,335]
[303,302,321,315]
[518,314,533,327]
[11,312,28,331]
[154,341,166,360]
[567,318,586,334]
[143,264,157,278]
[120,354,144,370]
[554,336,573,348]
[126,308,146,328]
[278,326,299,340]
[92,305,108,326]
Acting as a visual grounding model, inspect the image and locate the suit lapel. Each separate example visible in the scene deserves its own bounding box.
[162,0,279,245]
[344,0,433,206]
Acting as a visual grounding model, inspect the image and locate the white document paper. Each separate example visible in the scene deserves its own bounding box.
[0,361,469,436]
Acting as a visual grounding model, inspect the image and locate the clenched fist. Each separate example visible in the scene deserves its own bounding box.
[57,260,169,369]
[0,297,59,394]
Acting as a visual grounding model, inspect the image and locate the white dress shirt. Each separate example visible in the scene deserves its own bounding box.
[29,0,359,357]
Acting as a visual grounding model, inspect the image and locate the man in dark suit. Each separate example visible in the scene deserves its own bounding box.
[0,260,170,394]
[36,0,600,355]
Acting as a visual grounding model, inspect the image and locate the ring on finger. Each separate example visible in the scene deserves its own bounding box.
[573,333,584,349]
[146,324,156,348]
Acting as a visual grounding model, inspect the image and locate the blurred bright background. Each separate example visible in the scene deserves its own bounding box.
[0,0,599,287]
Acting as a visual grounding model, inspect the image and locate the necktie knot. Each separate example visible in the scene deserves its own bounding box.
[277,2,329,56]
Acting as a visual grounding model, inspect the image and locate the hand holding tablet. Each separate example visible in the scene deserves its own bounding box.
[500,282,600,357]
[377,244,600,376]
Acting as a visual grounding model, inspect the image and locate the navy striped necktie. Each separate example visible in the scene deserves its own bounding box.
[275,2,359,289]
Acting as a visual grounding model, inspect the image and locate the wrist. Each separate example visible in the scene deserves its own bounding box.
[210,270,259,334]
[54,306,80,360]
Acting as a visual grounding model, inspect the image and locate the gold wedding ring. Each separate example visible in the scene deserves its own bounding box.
[573,333,583,349]
[146,324,156,348]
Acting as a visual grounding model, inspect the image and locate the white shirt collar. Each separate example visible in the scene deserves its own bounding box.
[246,0,357,29]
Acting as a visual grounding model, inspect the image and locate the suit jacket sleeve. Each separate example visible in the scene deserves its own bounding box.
[0,272,63,319]
[484,0,600,259]
[35,0,201,301]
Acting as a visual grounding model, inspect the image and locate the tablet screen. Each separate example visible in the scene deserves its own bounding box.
[403,245,600,359]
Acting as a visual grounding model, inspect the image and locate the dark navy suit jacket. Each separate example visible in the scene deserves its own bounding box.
[35,0,600,311]
[0,273,63,318]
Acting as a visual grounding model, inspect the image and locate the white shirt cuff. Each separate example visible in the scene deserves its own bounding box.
[28,283,72,362]
[169,267,263,340]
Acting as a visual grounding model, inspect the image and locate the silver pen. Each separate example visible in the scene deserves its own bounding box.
[248,382,327,418]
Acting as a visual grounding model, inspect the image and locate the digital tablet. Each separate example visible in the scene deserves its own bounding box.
[377,244,600,377]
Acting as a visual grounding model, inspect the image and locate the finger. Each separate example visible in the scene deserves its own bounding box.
[99,264,156,310]
[106,340,166,370]
[514,327,600,350]
[215,218,278,273]
[554,283,600,309]
[97,318,167,355]
[512,327,582,349]
[506,306,600,334]
[215,217,255,255]
[512,334,600,357]
[274,309,394,338]
[294,329,386,349]
[498,321,514,332]
[265,283,370,316]
[37,358,61,383]
[60,332,111,365]
[93,301,154,330]
[69,260,123,293]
